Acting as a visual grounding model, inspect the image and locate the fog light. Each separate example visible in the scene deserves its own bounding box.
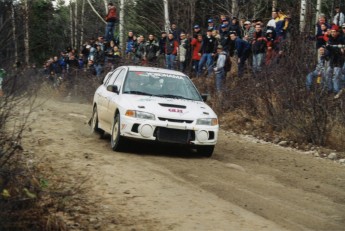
[196,130,209,142]
[140,124,153,138]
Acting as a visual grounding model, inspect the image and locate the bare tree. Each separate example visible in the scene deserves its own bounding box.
[86,0,106,23]
[11,2,18,66]
[272,0,277,10]
[23,0,29,66]
[300,0,307,33]
[163,0,170,34]
[74,0,78,49]
[119,0,124,54]
[70,1,73,48]
[315,0,322,23]
[80,0,85,47]
[231,0,238,17]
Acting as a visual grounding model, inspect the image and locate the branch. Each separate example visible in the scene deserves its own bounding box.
[86,0,106,24]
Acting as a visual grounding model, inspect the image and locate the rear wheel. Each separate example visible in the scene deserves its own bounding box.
[90,106,103,135]
[111,113,126,151]
[196,145,214,157]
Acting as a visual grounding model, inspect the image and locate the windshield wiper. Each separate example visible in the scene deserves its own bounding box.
[123,91,153,96]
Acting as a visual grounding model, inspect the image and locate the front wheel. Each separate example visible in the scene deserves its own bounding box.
[196,145,215,157]
[111,113,126,151]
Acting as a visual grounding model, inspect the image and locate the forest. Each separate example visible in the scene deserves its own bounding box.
[1,0,345,229]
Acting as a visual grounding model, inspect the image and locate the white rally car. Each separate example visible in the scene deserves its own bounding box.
[90,66,219,157]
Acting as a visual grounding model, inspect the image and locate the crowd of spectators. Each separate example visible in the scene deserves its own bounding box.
[41,6,345,97]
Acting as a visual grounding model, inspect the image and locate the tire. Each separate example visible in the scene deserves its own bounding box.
[196,145,214,157]
[90,106,104,135]
[111,113,125,151]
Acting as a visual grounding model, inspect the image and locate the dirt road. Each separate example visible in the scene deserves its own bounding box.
[22,98,345,231]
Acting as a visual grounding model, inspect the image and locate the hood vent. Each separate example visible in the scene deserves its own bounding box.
[159,103,186,109]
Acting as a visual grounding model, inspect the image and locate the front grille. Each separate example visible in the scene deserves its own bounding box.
[155,127,194,144]
[158,117,193,124]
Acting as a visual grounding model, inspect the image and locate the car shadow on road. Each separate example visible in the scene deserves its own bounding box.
[98,134,206,159]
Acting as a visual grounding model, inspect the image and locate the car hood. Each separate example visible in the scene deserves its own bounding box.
[121,95,217,119]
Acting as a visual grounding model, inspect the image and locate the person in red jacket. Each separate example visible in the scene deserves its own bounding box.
[104,2,117,42]
[190,34,203,76]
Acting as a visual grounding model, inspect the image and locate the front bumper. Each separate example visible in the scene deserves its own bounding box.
[119,115,218,146]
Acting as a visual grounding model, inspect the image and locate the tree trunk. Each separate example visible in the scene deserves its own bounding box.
[272,0,277,11]
[190,1,196,36]
[103,0,108,14]
[119,0,124,54]
[231,0,238,17]
[80,0,85,48]
[11,2,18,66]
[23,0,29,66]
[315,0,322,24]
[74,0,78,49]
[163,0,170,35]
[70,2,73,48]
[300,0,306,33]
[86,0,106,24]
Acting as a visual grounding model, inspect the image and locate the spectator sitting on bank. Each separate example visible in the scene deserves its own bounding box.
[306,46,329,91]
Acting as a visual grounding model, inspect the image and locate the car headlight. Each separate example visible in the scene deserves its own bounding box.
[196,118,218,126]
[125,110,155,120]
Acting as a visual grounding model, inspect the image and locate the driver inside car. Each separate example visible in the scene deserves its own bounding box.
[125,77,141,92]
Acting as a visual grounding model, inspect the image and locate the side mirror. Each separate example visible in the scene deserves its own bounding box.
[201,94,209,102]
[106,85,119,94]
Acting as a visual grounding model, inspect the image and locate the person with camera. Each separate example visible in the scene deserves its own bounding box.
[325,25,345,96]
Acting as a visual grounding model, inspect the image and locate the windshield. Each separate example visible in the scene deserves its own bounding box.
[123,71,202,101]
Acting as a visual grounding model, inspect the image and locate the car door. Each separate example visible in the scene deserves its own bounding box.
[105,68,127,126]
[98,69,122,128]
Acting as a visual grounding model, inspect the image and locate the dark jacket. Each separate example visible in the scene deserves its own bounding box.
[199,35,217,54]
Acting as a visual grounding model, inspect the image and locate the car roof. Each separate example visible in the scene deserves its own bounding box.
[125,66,187,76]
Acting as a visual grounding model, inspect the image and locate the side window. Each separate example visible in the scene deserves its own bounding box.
[105,69,121,86]
[113,69,126,90]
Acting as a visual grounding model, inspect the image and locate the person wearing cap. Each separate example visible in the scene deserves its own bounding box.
[197,27,217,77]
[213,45,227,92]
[220,18,230,32]
[104,2,117,42]
[207,18,217,31]
[219,24,230,53]
[230,31,251,78]
[193,25,203,38]
[333,6,345,27]
[325,24,345,95]
[242,20,255,43]
[229,17,242,38]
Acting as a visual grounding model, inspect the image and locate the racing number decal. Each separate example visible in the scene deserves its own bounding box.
[168,108,183,113]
